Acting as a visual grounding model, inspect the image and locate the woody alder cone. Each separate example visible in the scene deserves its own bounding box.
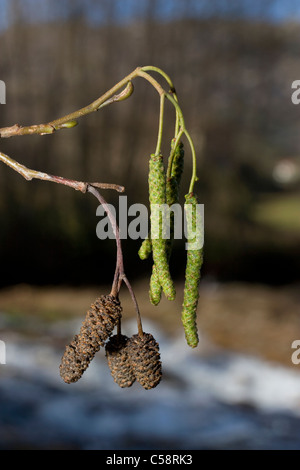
[128,333,162,390]
[60,295,122,383]
[105,334,136,388]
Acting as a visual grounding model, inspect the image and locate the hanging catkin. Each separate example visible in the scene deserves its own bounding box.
[149,264,162,306]
[139,141,184,263]
[60,295,122,383]
[138,237,163,305]
[138,237,152,260]
[181,193,203,348]
[165,139,185,255]
[105,334,136,388]
[148,141,185,305]
[128,332,162,390]
[167,140,184,207]
[149,153,175,301]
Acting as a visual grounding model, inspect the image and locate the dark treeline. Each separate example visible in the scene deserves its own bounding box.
[0,0,300,287]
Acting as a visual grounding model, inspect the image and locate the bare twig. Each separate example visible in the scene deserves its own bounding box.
[0,74,138,139]
[0,66,169,140]
[0,151,124,193]
[89,182,125,193]
[87,184,144,334]
[121,274,144,337]
[87,185,124,296]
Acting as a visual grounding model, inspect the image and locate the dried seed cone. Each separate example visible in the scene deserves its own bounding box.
[60,295,122,384]
[59,334,90,384]
[78,295,122,351]
[105,334,136,388]
[128,333,162,390]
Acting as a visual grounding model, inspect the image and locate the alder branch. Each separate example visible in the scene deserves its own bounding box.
[0,151,125,193]
[0,78,136,139]
[0,66,169,140]
[0,66,190,190]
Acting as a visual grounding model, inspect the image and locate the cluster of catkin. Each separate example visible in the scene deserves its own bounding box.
[59,294,162,389]
[138,139,204,348]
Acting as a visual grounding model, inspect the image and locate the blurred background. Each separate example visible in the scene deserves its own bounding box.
[0,0,300,450]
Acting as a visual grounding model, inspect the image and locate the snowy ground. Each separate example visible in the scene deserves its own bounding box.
[1,314,300,450]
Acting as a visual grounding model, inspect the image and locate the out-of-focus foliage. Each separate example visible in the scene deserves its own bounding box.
[0,0,300,286]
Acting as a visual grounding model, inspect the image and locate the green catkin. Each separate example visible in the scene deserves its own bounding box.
[169,140,184,195]
[149,264,162,305]
[138,237,152,260]
[165,140,185,257]
[149,153,175,301]
[181,193,203,348]
[148,142,184,305]
[138,236,162,305]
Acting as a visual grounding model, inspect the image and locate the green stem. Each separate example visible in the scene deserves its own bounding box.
[165,93,185,128]
[166,128,184,179]
[136,70,165,96]
[155,94,165,156]
[184,129,198,193]
[140,65,175,91]
[165,93,198,192]
[141,66,180,136]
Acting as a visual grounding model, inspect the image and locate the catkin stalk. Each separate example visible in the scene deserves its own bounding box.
[182,193,203,348]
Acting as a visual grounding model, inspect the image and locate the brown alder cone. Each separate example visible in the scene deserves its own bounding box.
[128,332,162,390]
[105,334,136,388]
[60,295,122,384]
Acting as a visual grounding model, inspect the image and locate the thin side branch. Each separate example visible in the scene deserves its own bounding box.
[87,185,144,335]
[0,151,124,193]
[0,66,167,140]
[0,72,138,139]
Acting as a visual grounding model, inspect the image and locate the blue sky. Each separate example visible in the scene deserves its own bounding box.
[0,0,300,30]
